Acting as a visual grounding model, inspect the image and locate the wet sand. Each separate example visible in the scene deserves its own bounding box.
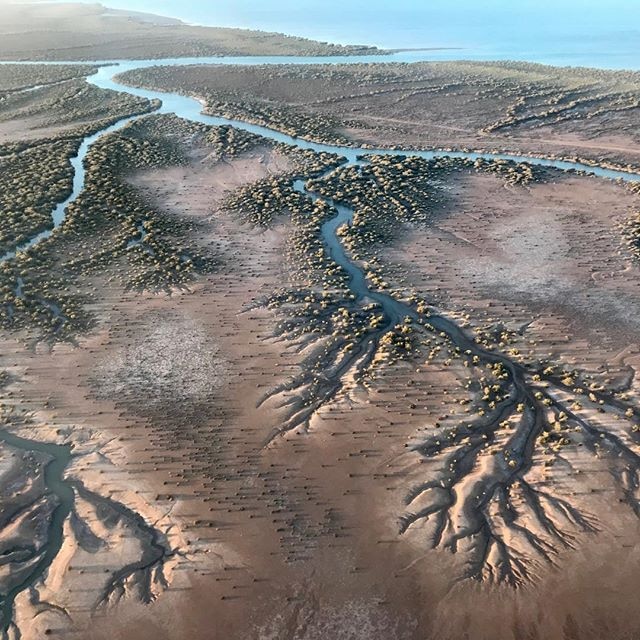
[2,53,640,638]
[0,140,638,638]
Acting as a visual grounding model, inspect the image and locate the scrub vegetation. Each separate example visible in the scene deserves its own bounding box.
[121,61,640,168]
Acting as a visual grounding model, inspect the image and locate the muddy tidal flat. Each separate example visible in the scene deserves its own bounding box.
[0,3,382,61]
[2,16,640,640]
[120,61,640,170]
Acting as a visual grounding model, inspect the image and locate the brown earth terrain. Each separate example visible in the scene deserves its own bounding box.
[5,134,639,640]
[2,55,640,640]
[0,3,383,61]
[120,61,640,169]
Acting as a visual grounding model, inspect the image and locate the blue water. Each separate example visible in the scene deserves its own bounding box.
[89,63,640,183]
[4,57,637,266]
[94,0,640,69]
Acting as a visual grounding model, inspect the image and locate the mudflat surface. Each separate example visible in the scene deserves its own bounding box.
[2,55,640,640]
[121,61,640,167]
[0,3,382,60]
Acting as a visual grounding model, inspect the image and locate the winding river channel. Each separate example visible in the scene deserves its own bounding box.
[3,53,639,264]
[2,53,640,635]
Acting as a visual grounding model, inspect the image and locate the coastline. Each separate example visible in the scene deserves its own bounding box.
[0,2,388,62]
[2,6,640,640]
[4,3,639,70]
[34,0,640,70]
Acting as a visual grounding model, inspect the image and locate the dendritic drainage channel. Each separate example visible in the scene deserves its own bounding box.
[0,55,638,639]
[0,426,177,639]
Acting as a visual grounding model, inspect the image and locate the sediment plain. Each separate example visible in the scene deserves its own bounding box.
[0,3,383,61]
[120,61,640,169]
[2,40,640,640]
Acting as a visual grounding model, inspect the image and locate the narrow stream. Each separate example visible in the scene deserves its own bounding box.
[0,431,72,637]
[3,58,638,266]
[0,114,146,263]
[1,55,640,635]
[4,57,637,266]
[93,62,640,181]
[296,171,531,377]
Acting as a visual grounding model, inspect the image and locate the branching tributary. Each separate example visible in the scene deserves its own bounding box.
[291,167,640,584]
[2,54,640,634]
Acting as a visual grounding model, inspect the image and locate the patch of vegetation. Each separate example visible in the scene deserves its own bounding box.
[0,138,80,255]
[307,155,540,292]
[63,115,216,291]
[118,61,640,167]
[621,209,640,261]
[0,81,157,257]
[0,79,152,128]
[224,144,344,225]
[0,63,97,92]
[0,115,220,341]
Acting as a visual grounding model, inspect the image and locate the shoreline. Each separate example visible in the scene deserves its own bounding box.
[2,13,640,640]
[2,3,638,70]
[1,52,640,637]
[2,52,639,75]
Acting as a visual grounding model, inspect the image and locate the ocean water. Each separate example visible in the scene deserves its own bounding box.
[95,0,640,69]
